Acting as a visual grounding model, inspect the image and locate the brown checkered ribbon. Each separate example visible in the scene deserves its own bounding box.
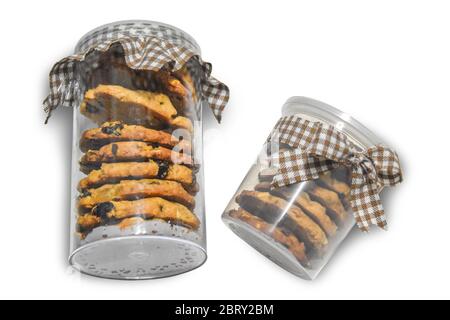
[43,21,229,123]
[267,115,403,232]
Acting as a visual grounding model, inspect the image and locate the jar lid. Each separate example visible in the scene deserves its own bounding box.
[74,20,201,54]
[282,97,384,150]
[45,20,230,124]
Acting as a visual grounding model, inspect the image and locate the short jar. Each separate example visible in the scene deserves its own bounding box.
[222,97,384,280]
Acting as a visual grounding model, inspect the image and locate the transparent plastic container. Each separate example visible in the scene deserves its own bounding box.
[69,21,207,279]
[222,97,384,280]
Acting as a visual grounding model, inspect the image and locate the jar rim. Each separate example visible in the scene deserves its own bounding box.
[74,20,201,54]
[282,96,384,150]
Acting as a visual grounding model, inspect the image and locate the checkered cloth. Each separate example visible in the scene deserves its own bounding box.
[267,115,403,232]
[43,21,229,123]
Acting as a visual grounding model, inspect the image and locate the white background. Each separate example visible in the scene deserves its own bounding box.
[0,0,449,300]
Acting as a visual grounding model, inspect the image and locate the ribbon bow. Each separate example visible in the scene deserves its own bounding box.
[43,22,229,123]
[268,115,403,232]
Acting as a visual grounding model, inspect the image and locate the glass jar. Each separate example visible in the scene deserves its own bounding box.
[222,97,384,280]
[69,21,207,279]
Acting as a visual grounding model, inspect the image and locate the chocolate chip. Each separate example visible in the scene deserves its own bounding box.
[111,144,118,156]
[93,202,114,220]
[150,143,160,148]
[80,189,91,198]
[102,127,113,135]
[157,161,170,179]
[85,103,99,113]
[101,122,124,136]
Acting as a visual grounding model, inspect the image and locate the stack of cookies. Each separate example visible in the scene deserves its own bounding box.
[227,167,351,268]
[76,69,200,238]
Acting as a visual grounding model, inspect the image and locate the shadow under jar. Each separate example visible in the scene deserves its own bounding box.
[222,97,385,280]
[69,21,207,280]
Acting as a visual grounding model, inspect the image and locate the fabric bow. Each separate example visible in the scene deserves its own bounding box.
[268,115,403,232]
[43,22,229,123]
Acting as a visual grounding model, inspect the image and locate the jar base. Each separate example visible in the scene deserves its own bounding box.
[223,215,316,280]
[69,236,207,280]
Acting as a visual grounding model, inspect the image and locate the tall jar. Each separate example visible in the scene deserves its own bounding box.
[68,21,208,279]
[222,97,384,280]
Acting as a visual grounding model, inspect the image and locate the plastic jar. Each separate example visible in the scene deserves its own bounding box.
[69,21,207,279]
[222,97,384,280]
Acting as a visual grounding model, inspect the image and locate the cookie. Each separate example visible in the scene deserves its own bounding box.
[80,141,193,173]
[85,197,200,230]
[81,52,190,115]
[153,70,196,115]
[307,185,348,226]
[229,208,310,267]
[236,190,328,255]
[316,171,351,202]
[255,182,337,237]
[78,179,195,212]
[78,161,195,191]
[77,214,101,233]
[174,64,198,104]
[79,46,197,117]
[78,215,146,235]
[294,192,338,237]
[117,217,145,230]
[80,85,193,132]
[258,168,278,182]
[80,121,192,154]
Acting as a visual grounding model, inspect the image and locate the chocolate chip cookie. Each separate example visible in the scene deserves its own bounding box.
[80,121,192,154]
[80,85,193,132]
[80,141,193,173]
[236,190,328,256]
[255,182,337,237]
[228,208,310,267]
[307,185,348,226]
[78,197,200,232]
[78,179,195,212]
[316,171,351,203]
[78,161,195,191]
